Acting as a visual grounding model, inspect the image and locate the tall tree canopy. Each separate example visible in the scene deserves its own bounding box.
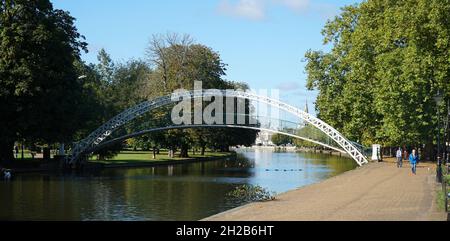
[305,0,450,156]
[139,34,258,157]
[0,0,87,163]
[271,134,293,147]
[89,34,258,159]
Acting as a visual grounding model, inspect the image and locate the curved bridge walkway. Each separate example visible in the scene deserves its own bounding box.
[69,90,368,167]
[204,160,447,221]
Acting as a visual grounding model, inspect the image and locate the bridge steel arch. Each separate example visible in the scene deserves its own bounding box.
[88,125,347,155]
[68,90,369,166]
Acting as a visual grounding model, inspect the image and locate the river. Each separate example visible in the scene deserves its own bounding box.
[0,150,357,221]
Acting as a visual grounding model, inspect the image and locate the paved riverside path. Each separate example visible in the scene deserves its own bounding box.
[204,160,447,221]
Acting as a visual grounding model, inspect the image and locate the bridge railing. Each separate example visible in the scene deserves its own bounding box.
[97,112,346,153]
[350,141,372,159]
[68,90,369,166]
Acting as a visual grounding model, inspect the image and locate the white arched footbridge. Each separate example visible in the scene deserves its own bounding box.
[68,90,369,166]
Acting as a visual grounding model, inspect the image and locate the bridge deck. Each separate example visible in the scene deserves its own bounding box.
[204,160,447,221]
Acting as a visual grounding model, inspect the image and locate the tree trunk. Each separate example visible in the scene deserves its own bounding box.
[201,146,206,156]
[0,140,14,165]
[98,154,106,161]
[423,142,434,162]
[379,146,384,162]
[43,147,51,161]
[21,144,24,160]
[179,145,189,158]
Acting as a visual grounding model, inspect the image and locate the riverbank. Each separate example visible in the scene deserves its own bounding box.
[6,151,237,173]
[89,151,236,169]
[235,146,351,158]
[204,160,447,221]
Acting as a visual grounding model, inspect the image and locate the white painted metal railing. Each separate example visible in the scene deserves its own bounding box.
[68,90,369,166]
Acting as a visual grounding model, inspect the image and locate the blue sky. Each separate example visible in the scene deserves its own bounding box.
[53,0,360,114]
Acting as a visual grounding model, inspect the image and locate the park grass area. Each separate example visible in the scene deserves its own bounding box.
[12,149,59,160]
[436,169,450,211]
[89,150,234,165]
[14,150,40,159]
[6,150,58,168]
[437,190,447,211]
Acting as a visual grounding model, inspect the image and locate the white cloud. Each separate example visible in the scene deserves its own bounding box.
[218,0,266,21]
[274,0,310,12]
[217,0,337,21]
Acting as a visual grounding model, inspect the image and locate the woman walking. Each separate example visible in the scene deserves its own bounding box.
[396,147,403,168]
[409,149,419,175]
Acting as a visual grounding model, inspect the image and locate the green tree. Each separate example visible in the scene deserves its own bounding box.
[142,34,257,157]
[88,50,152,160]
[305,0,450,159]
[0,0,87,163]
[72,60,108,141]
[271,134,293,146]
[81,34,258,160]
[96,49,115,85]
[111,60,150,110]
[294,125,328,148]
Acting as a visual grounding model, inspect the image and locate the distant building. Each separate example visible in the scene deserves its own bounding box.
[297,100,310,129]
[255,131,274,146]
[304,99,309,114]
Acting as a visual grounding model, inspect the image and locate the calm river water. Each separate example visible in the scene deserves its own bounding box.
[0,150,357,221]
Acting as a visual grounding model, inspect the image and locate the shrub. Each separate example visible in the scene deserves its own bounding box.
[227,184,276,202]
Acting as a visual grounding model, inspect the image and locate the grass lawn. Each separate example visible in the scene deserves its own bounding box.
[14,150,38,159]
[89,150,233,165]
[436,171,450,211]
[12,149,60,159]
[7,150,60,166]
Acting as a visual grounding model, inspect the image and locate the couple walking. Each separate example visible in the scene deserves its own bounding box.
[396,148,419,175]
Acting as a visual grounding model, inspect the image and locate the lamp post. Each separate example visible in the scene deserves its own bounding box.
[445,99,450,167]
[58,75,87,156]
[434,90,444,183]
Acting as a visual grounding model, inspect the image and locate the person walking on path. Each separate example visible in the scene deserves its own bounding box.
[409,149,419,175]
[396,147,403,168]
[14,145,19,159]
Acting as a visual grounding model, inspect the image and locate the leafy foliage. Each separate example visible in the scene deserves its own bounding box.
[305,0,450,154]
[0,0,87,163]
[0,2,258,163]
[227,184,276,202]
[78,34,259,159]
[271,133,293,146]
[294,125,330,148]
